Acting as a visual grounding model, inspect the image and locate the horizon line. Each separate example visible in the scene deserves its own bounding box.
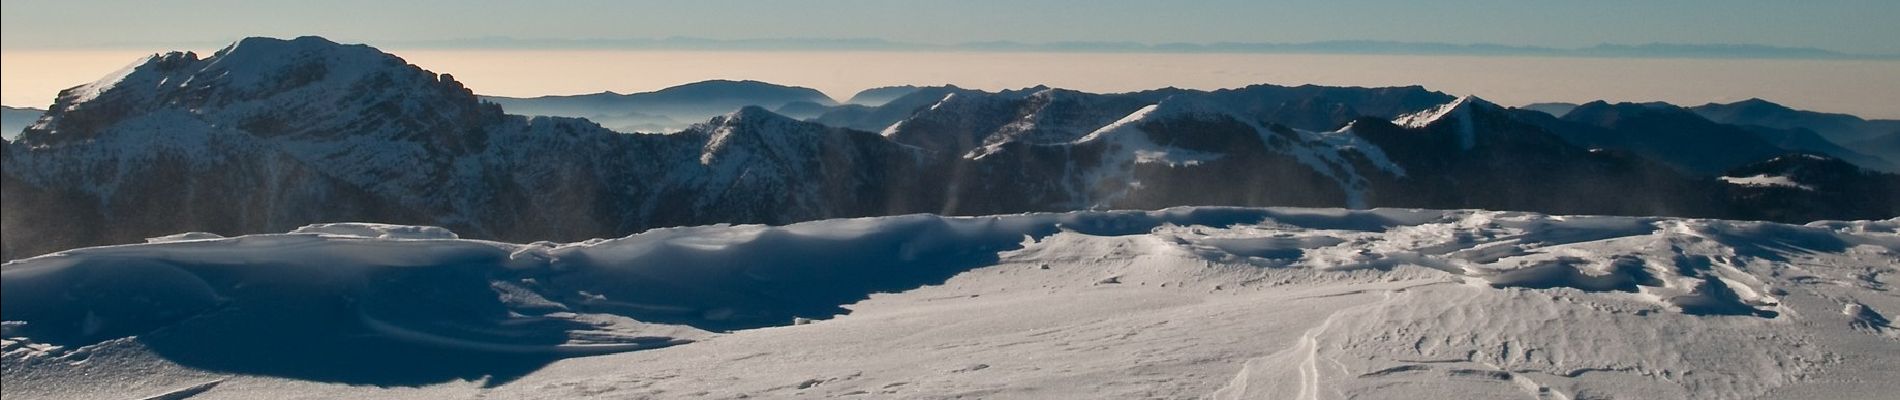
[9,36,1900,61]
[7,76,1888,122]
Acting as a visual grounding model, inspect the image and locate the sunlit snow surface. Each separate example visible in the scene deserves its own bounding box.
[1393,95,1487,150]
[1720,174,1816,191]
[3,207,1898,399]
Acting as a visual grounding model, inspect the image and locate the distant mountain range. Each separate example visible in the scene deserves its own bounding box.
[372,37,1900,60]
[4,36,1897,261]
[0,106,43,141]
[1859,132,1900,165]
[1689,98,1900,144]
[844,85,928,106]
[482,80,836,132]
[61,37,1900,60]
[1522,99,1900,167]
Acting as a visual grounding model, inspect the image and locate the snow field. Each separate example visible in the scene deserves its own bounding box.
[3,207,1897,399]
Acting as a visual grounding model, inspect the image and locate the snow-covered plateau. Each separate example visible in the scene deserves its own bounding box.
[3,207,1896,399]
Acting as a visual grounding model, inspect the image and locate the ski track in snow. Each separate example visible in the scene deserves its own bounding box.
[2,207,1898,399]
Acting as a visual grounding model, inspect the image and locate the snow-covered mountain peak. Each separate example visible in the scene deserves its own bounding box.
[1078,95,1246,144]
[1391,95,1497,150]
[19,35,497,146]
[43,36,424,110]
[1024,86,1075,102]
[699,106,826,148]
[951,89,1160,159]
[217,36,374,59]
[62,51,196,105]
[1147,94,1247,121]
[1391,95,1493,129]
[711,105,794,126]
[1014,84,1055,94]
[696,106,805,145]
[695,105,858,165]
[196,36,407,94]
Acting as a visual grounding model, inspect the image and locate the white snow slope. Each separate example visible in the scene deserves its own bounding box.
[3,207,1897,400]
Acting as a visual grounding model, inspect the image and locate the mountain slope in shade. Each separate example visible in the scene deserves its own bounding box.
[812,83,1448,138]
[639,106,929,228]
[1735,125,1898,172]
[1518,102,1579,117]
[1853,132,1900,163]
[4,36,506,258]
[1508,100,1899,173]
[1354,98,1726,217]
[482,80,837,132]
[0,106,44,141]
[811,85,979,132]
[1061,95,1382,209]
[1201,84,1454,131]
[1557,101,1792,175]
[1690,98,1900,144]
[770,100,832,119]
[860,86,1431,216]
[1720,154,1900,222]
[843,85,927,106]
[4,208,1897,399]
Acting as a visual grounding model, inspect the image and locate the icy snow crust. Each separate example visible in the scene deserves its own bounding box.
[4,207,1899,399]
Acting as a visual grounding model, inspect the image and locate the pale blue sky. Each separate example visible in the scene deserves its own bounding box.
[3,0,1899,55]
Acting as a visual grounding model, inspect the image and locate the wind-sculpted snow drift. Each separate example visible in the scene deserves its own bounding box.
[4,207,1897,399]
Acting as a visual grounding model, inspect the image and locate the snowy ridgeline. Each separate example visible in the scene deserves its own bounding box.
[3,207,1898,399]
